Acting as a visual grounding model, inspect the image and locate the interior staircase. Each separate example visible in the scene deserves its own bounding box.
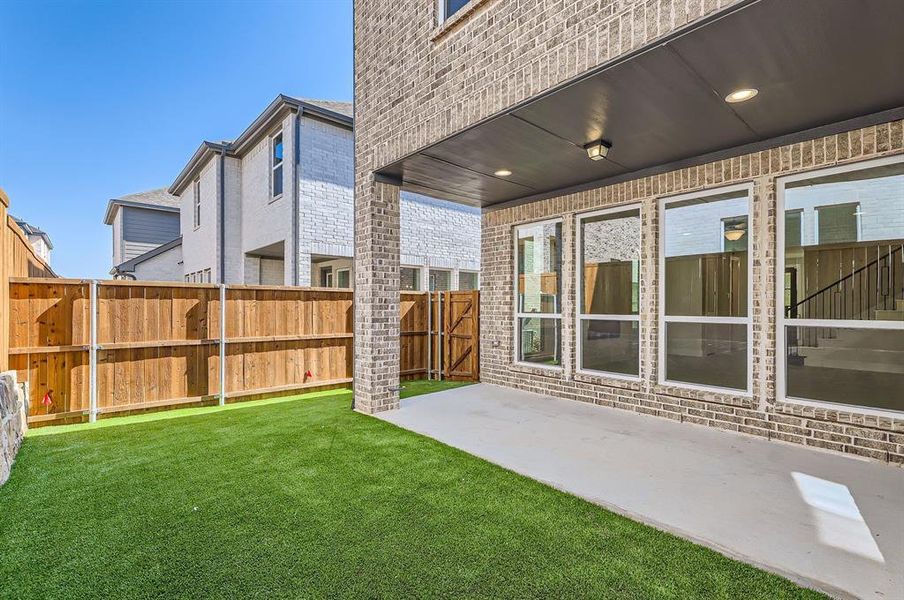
[788,244,903,373]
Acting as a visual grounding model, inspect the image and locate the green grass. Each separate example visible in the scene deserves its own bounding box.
[1,380,823,599]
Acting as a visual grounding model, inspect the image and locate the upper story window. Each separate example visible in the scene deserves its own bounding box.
[778,156,904,413]
[192,179,201,229]
[515,219,563,368]
[271,132,284,198]
[660,184,752,393]
[438,0,470,24]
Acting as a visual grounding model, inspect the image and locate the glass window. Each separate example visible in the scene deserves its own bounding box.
[578,206,640,376]
[518,318,561,366]
[442,0,470,22]
[662,187,750,391]
[780,158,904,412]
[816,203,859,244]
[337,269,350,289]
[193,179,201,229]
[401,267,420,291]
[271,132,284,198]
[785,210,803,248]
[458,271,479,290]
[516,220,562,366]
[429,269,451,291]
[665,322,747,390]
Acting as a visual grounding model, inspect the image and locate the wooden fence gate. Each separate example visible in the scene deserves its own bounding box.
[401,290,480,383]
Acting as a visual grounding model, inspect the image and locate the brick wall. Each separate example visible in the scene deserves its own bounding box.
[301,117,480,282]
[352,0,904,463]
[480,122,904,464]
[354,0,742,412]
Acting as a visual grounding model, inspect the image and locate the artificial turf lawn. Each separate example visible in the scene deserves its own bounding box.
[1,381,823,599]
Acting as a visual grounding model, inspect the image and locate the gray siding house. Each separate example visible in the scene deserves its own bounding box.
[114,95,480,289]
[104,188,180,276]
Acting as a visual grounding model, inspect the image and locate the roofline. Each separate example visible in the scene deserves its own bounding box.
[10,215,54,249]
[36,231,53,250]
[167,95,353,195]
[103,198,181,224]
[229,95,353,155]
[167,141,230,196]
[112,236,182,273]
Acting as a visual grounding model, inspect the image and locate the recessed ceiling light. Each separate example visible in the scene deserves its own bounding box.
[725,88,758,103]
[494,169,512,177]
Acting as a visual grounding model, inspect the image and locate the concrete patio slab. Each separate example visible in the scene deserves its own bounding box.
[378,384,904,599]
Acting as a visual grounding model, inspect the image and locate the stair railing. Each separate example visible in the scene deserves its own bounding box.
[786,243,902,349]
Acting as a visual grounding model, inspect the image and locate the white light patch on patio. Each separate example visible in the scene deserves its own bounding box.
[378,383,904,599]
[792,472,885,564]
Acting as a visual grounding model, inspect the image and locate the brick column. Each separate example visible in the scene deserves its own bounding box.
[353,178,401,413]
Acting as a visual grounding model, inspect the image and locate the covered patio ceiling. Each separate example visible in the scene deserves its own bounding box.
[375,0,904,209]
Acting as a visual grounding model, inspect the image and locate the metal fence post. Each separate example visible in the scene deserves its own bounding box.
[437,292,444,381]
[426,292,432,380]
[89,280,98,423]
[219,283,227,406]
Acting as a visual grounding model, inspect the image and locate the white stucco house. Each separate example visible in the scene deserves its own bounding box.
[109,95,480,289]
[11,216,53,264]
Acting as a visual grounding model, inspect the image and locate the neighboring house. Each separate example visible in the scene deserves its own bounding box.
[11,216,52,264]
[351,0,904,466]
[104,188,180,276]
[110,237,183,281]
[119,95,479,287]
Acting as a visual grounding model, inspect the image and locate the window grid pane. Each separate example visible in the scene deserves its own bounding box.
[518,222,562,314]
[580,208,640,316]
[580,319,639,376]
[662,188,751,391]
[518,317,561,366]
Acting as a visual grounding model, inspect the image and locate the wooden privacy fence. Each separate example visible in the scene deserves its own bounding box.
[10,281,480,426]
[400,291,480,382]
[10,279,354,426]
[1,189,57,372]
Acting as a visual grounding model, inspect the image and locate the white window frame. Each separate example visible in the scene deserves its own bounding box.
[658,182,754,395]
[575,204,642,381]
[776,154,904,417]
[270,130,284,200]
[193,179,201,230]
[513,218,563,371]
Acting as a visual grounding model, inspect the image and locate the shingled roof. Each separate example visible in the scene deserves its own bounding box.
[290,98,352,119]
[103,188,179,224]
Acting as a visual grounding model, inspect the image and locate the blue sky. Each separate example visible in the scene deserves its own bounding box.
[0,0,352,278]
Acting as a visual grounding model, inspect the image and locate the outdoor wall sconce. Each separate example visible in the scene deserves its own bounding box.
[584,139,612,161]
